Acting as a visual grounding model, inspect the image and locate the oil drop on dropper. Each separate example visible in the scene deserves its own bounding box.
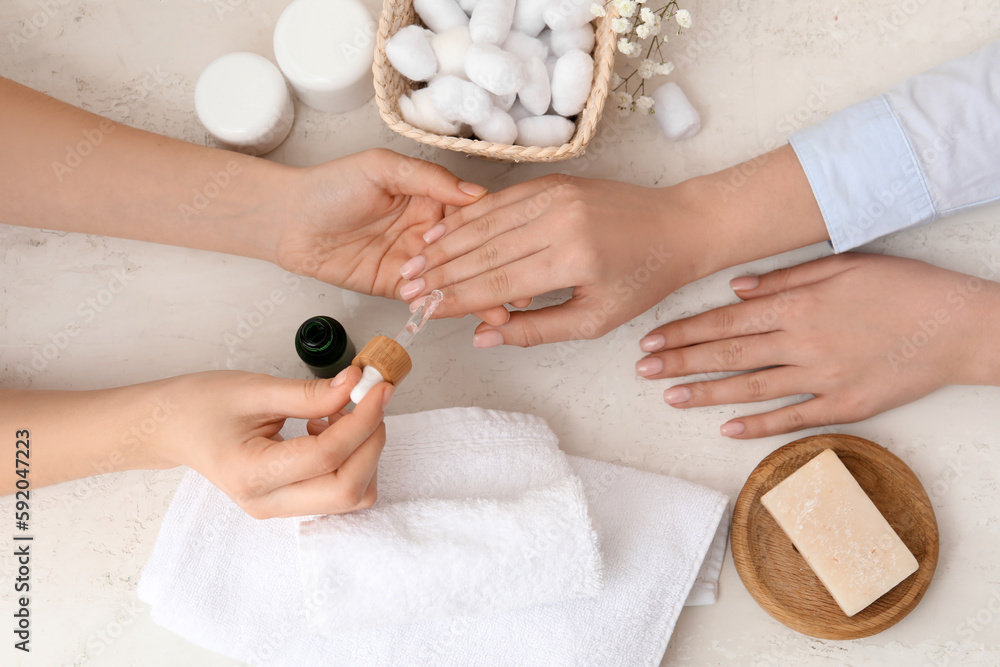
[349,290,443,404]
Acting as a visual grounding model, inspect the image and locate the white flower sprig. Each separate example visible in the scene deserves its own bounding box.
[592,0,691,113]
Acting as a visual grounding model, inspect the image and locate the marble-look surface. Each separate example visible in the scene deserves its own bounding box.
[1,0,999,665]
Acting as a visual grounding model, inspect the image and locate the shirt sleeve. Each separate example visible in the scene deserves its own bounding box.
[789,40,1000,253]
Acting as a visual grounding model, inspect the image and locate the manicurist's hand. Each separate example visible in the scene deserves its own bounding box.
[1,366,391,518]
[273,149,488,299]
[636,253,1000,439]
[395,146,832,347]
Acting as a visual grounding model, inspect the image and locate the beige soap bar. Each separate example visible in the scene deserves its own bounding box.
[761,449,919,617]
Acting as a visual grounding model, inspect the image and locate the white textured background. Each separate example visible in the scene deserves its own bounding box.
[1,0,999,664]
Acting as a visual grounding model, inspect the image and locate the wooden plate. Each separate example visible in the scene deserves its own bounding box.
[731,433,939,640]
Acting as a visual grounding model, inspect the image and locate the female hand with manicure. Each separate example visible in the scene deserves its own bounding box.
[1,366,394,518]
[636,253,1000,439]
[396,146,830,347]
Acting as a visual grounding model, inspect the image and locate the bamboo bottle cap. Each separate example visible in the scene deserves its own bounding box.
[351,335,412,385]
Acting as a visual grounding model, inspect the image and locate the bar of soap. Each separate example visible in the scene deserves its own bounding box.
[273,0,376,113]
[761,449,919,617]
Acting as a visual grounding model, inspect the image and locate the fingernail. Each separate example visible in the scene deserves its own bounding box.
[640,334,665,353]
[399,255,426,280]
[458,181,487,197]
[331,368,351,387]
[721,421,746,437]
[473,329,504,348]
[400,278,425,300]
[730,275,759,291]
[381,385,394,409]
[663,386,692,405]
[635,357,664,377]
[423,223,447,244]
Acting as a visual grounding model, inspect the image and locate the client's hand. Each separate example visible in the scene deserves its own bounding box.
[393,174,704,347]
[151,366,389,518]
[636,253,1000,438]
[274,148,488,300]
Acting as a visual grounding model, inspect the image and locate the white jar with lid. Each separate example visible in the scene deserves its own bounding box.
[273,0,377,113]
[194,52,294,155]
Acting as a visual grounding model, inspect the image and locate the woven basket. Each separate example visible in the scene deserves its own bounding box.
[373,1,618,163]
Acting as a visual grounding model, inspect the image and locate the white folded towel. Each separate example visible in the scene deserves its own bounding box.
[138,408,730,667]
[297,409,603,634]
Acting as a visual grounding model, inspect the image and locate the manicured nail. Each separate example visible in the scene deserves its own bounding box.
[635,357,664,377]
[400,278,425,300]
[458,181,487,197]
[399,255,426,280]
[473,329,504,348]
[331,368,351,387]
[721,421,746,437]
[730,275,759,291]
[640,334,665,353]
[382,385,394,409]
[663,386,692,405]
[423,223,447,244]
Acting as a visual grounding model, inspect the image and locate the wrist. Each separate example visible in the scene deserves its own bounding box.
[960,278,1000,386]
[672,145,831,281]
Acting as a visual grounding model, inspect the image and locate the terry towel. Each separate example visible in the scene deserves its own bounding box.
[297,409,603,634]
[139,408,730,666]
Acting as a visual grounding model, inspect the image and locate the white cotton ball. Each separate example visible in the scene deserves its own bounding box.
[469,0,516,44]
[428,75,494,124]
[473,107,518,143]
[516,114,575,146]
[518,56,551,116]
[414,0,469,33]
[542,0,593,31]
[465,43,526,96]
[502,30,548,62]
[457,0,481,13]
[400,89,463,135]
[512,0,550,37]
[549,24,594,57]
[386,26,438,82]
[550,49,592,116]
[544,54,558,81]
[492,91,516,110]
[508,100,533,122]
[651,82,701,140]
[431,26,473,79]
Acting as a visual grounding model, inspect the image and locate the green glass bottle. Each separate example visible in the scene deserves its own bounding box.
[295,316,356,378]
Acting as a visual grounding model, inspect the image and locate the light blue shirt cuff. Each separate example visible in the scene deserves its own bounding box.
[789,96,936,253]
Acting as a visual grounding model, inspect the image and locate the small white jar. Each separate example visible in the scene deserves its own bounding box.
[273,0,377,113]
[194,52,294,155]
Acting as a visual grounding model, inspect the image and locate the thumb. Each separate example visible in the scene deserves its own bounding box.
[472,298,604,348]
[253,365,362,419]
[730,255,853,300]
[373,151,488,206]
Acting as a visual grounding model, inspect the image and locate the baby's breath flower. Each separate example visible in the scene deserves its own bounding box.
[655,60,675,75]
[637,59,657,79]
[610,72,624,87]
[639,7,655,23]
[635,24,651,39]
[611,17,630,33]
[644,14,662,35]
[675,9,692,28]
[590,3,606,17]
[635,95,654,113]
[618,0,637,17]
[613,90,633,109]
